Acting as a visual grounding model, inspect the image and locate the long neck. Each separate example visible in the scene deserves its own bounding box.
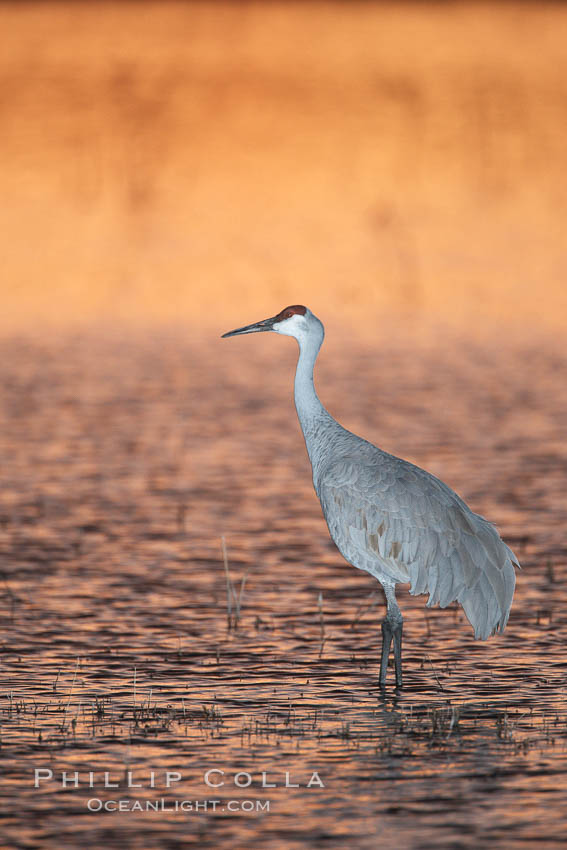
[294,331,336,473]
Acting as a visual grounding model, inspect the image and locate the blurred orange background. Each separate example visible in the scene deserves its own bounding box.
[1,0,566,334]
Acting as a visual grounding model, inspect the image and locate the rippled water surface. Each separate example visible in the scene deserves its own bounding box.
[0,326,566,848]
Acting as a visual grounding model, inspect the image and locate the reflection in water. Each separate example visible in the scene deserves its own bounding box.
[0,327,566,848]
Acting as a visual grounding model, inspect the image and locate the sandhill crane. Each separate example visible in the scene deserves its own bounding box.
[222,305,519,687]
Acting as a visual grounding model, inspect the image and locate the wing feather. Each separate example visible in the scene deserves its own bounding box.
[318,451,518,640]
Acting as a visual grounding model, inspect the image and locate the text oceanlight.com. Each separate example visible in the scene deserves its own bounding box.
[87,799,270,813]
[33,768,324,814]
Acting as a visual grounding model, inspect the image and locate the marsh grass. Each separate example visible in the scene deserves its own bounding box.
[2,680,566,759]
[221,535,248,631]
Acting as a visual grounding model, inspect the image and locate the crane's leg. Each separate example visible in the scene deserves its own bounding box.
[380,620,393,685]
[379,585,403,688]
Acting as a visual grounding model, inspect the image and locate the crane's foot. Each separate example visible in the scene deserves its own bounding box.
[379,618,403,688]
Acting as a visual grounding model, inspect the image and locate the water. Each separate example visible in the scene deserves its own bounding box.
[0,325,566,848]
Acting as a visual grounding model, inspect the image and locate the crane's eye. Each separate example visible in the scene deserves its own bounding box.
[284,310,293,318]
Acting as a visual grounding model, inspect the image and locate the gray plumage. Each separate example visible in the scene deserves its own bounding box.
[318,444,517,640]
[223,305,519,686]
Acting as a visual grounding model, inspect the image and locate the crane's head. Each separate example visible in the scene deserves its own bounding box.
[222,305,321,342]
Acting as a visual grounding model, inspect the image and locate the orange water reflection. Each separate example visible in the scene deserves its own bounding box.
[0,327,566,847]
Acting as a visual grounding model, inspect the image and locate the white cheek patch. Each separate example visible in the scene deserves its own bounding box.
[274,314,305,336]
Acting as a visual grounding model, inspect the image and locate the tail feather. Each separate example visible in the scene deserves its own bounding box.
[409,521,519,640]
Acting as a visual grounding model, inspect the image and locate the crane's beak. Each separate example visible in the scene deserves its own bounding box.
[221,315,277,338]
